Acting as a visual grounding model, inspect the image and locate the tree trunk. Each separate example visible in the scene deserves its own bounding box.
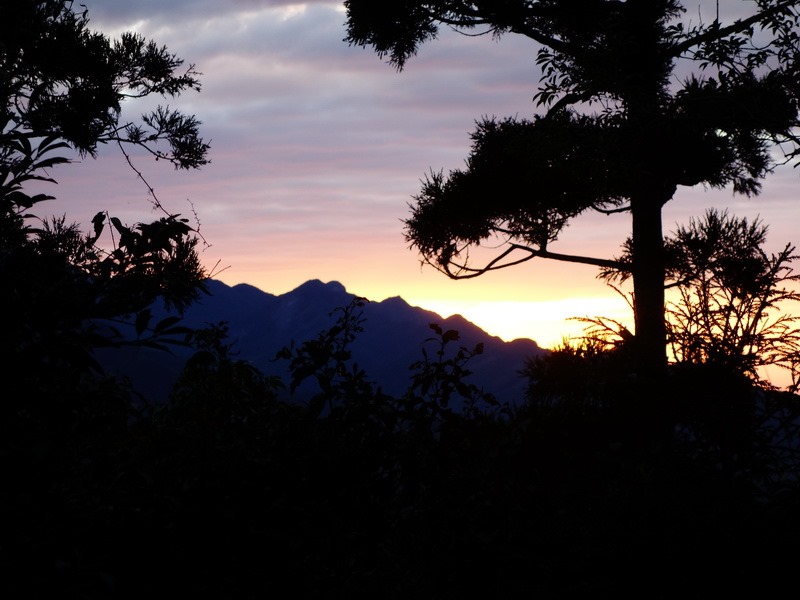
[630,190,667,379]
[629,184,678,442]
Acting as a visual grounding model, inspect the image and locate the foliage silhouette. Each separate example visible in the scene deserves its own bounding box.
[523,324,800,492]
[1,5,210,593]
[602,209,800,391]
[345,0,800,375]
[2,1,208,173]
[168,322,283,424]
[403,322,501,424]
[1,0,210,391]
[275,296,387,418]
[274,297,502,428]
[5,289,800,597]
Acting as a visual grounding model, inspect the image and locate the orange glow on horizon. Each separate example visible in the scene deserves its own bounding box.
[397,296,635,348]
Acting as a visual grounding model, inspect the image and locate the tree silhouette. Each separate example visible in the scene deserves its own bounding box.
[2,1,208,172]
[603,209,800,390]
[1,0,211,429]
[1,5,213,593]
[344,0,800,376]
[1,1,210,340]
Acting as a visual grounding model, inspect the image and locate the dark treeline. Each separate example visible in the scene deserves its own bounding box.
[5,295,800,598]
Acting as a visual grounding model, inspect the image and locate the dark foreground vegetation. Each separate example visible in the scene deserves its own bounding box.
[4,304,800,598]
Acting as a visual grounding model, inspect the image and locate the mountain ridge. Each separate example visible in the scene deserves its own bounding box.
[99,278,545,405]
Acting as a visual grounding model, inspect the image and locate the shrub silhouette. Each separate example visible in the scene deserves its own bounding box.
[602,209,800,391]
[4,290,800,597]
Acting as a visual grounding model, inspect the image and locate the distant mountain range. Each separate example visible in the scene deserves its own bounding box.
[99,279,546,405]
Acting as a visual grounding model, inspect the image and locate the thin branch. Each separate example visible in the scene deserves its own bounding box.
[670,0,799,57]
[116,140,210,246]
[117,140,168,217]
[546,91,594,116]
[207,258,230,279]
[424,6,575,55]
[592,203,631,215]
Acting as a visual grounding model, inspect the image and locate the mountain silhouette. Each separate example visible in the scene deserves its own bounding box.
[99,279,545,406]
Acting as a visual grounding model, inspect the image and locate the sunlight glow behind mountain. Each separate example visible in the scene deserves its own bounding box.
[409,296,634,348]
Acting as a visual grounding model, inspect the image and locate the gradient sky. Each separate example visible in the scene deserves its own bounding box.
[42,1,800,352]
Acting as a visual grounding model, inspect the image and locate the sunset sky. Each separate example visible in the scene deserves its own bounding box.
[44,1,800,350]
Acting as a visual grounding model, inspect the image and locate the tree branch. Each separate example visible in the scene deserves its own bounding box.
[435,243,628,280]
[592,203,631,215]
[670,0,799,57]
[423,4,576,55]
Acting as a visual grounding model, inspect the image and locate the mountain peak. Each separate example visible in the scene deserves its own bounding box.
[378,295,410,309]
[292,279,349,296]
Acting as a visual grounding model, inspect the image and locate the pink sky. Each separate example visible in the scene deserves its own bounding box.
[44,1,800,352]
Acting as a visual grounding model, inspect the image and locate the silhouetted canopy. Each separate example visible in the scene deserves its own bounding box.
[346,0,800,371]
